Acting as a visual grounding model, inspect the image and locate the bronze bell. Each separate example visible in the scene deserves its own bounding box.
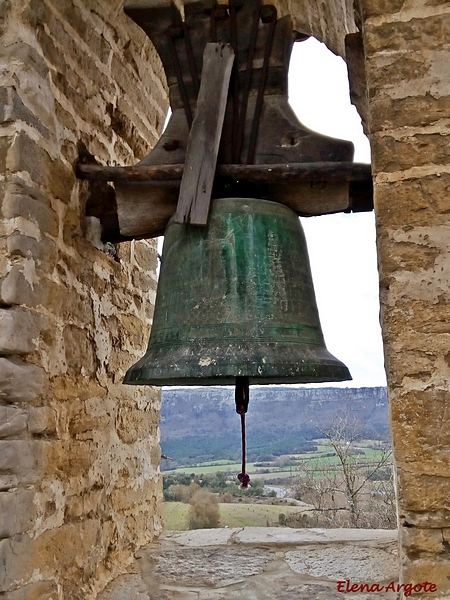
[124,197,351,386]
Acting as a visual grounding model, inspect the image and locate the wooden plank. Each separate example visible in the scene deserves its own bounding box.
[77,161,372,183]
[174,43,235,225]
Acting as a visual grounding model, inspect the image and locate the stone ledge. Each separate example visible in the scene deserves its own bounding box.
[99,528,399,600]
[162,527,398,548]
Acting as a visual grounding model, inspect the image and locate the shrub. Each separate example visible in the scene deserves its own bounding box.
[188,491,220,529]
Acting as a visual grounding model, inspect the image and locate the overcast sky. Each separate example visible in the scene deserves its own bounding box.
[289,38,386,388]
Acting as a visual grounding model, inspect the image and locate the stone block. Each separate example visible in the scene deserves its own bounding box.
[60,290,94,325]
[360,0,410,19]
[401,556,450,596]
[0,135,13,172]
[369,93,450,131]
[2,41,49,80]
[372,131,450,175]
[396,470,450,513]
[1,266,47,307]
[0,489,37,537]
[63,325,96,375]
[47,0,111,64]
[28,406,56,436]
[0,536,34,593]
[33,520,104,582]
[367,48,450,102]
[116,406,158,445]
[0,87,49,137]
[133,240,158,273]
[3,581,58,600]
[7,132,75,203]
[365,15,450,54]
[401,527,444,554]
[0,358,45,404]
[0,406,27,437]
[62,207,82,246]
[7,132,47,186]
[403,510,450,529]
[389,388,450,468]
[0,307,40,355]
[0,440,42,481]
[1,184,58,237]
[7,233,57,270]
[374,175,450,228]
[111,99,152,159]
[132,269,157,294]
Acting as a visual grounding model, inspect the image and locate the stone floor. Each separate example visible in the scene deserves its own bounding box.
[99,528,400,600]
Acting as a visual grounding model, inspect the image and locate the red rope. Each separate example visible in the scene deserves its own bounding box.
[235,376,250,489]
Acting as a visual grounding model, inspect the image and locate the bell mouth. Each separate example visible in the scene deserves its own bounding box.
[124,341,351,386]
[124,197,351,387]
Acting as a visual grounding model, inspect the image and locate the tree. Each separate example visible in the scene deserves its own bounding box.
[188,490,220,529]
[320,415,393,526]
[293,412,394,528]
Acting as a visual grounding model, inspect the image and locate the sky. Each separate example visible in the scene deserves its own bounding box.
[288,38,386,387]
[158,37,387,389]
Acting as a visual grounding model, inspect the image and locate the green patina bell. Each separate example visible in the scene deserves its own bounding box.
[124,197,351,386]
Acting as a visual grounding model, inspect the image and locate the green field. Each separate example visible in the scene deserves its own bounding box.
[163,501,307,530]
[164,438,389,480]
[170,462,251,475]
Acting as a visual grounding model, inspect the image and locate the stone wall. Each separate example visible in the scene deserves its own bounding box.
[359,1,450,596]
[0,1,166,598]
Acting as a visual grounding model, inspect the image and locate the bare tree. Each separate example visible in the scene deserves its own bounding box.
[292,413,394,528]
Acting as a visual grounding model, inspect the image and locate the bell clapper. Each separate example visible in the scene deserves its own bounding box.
[235,376,251,489]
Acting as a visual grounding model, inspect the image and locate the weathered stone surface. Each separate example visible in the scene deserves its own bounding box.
[100,528,399,600]
[362,0,450,592]
[285,546,397,581]
[28,406,56,436]
[3,581,58,600]
[233,527,397,546]
[401,527,445,555]
[372,132,450,174]
[0,0,166,597]
[132,240,158,273]
[396,470,450,513]
[7,133,75,204]
[0,440,43,484]
[7,233,57,270]
[1,266,44,307]
[360,0,406,20]
[0,406,27,437]
[402,510,450,529]
[364,15,450,54]
[0,358,44,403]
[0,87,50,137]
[0,536,34,593]
[369,93,450,131]
[0,307,40,355]
[0,489,37,537]
[401,556,450,596]
[1,184,58,237]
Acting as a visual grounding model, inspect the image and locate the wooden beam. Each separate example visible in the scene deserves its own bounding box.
[174,43,235,225]
[76,161,372,184]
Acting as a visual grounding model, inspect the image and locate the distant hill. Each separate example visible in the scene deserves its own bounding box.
[160,386,389,467]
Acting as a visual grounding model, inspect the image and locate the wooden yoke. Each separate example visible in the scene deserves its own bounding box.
[175,43,234,225]
[78,0,373,242]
